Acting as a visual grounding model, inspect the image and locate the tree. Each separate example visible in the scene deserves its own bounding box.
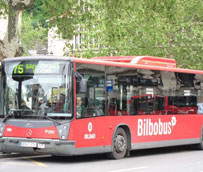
[20,0,48,54]
[20,15,47,54]
[0,0,35,60]
[45,0,203,69]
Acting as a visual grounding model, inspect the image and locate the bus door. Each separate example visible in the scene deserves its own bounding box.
[73,63,110,148]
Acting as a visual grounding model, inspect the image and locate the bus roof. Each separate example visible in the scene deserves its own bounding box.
[2,56,74,62]
[74,56,203,75]
[2,56,203,75]
[91,56,177,68]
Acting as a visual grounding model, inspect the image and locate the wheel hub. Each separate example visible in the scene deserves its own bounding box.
[114,135,126,152]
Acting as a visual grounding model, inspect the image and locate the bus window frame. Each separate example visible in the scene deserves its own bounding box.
[74,59,203,117]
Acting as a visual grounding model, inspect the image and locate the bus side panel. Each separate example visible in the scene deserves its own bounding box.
[68,115,203,150]
[102,115,203,148]
[3,124,59,139]
[131,115,203,143]
[68,116,113,148]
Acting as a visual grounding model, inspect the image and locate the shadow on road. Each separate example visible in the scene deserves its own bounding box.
[0,145,198,163]
[130,145,194,157]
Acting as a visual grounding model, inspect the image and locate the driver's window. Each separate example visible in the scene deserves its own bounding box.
[76,63,105,119]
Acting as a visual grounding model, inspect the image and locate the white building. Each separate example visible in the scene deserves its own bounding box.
[0,15,8,41]
[48,27,67,56]
[48,26,83,57]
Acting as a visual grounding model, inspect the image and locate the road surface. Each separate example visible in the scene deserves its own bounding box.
[1,146,203,172]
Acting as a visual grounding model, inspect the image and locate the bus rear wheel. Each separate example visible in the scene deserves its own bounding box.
[107,127,128,159]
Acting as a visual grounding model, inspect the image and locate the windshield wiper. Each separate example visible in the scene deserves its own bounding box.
[42,115,61,126]
[3,111,15,123]
[3,109,34,123]
[3,110,61,126]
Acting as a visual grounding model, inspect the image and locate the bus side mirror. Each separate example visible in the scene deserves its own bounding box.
[75,72,87,93]
[79,78,87,93]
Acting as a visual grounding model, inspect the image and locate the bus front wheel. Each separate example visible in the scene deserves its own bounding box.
[107,127,128,159]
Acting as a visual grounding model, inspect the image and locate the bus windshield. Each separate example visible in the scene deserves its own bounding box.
[1,60,72,120]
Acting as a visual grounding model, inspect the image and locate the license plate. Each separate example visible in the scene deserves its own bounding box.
[20,142,45,149]
[20,142,37,147]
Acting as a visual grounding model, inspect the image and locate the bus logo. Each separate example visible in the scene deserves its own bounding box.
[26,129,32,137]
[88,122,93,132]
[84,122,96,140]
[45,129,55,135]
[138,116,177,136]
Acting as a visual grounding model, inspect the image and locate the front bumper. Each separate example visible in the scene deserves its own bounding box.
[0,137,75,156]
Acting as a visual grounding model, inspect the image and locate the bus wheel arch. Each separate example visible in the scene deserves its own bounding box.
[195,125,203,150]
[107,125,131,159]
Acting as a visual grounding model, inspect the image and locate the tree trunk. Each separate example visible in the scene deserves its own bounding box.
[0,0,34,60]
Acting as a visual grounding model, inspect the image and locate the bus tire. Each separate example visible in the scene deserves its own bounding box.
[107,127,128,159]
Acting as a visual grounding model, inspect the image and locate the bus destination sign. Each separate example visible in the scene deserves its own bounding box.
[7,61,61,75]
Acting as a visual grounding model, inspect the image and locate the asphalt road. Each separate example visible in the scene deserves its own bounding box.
[1,146,203,172]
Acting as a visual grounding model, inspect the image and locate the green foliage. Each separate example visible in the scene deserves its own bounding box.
[0,0,48,56]
[20,0,48,55]
[24,0,48,28]
[20,15,47,54]
[0,0,8,15]
[44,0,82,39]
[45,0,203,69]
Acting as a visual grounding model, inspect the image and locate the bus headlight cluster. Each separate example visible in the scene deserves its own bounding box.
[56,123,70,140]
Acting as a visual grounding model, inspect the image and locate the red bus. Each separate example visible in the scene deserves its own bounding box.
[0,56,203,159]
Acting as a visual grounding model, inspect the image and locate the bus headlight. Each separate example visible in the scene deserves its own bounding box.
[58,129,62,134]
